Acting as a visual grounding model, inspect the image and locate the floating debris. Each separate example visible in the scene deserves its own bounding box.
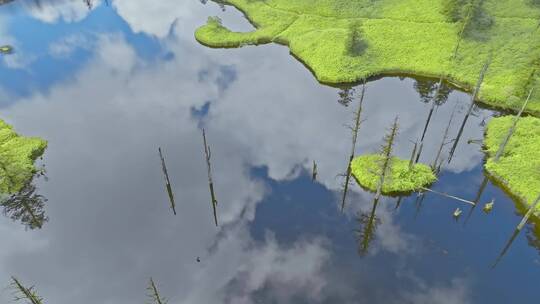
[464,176,490,225]
[0,45,13,54]
[483,199,495,214]
[453,208,463,219]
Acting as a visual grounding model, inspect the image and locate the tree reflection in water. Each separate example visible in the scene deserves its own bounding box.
[1,177,48,230]
[355,198,381,257]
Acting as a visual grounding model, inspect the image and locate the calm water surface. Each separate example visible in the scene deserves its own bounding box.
[0,1,539,303]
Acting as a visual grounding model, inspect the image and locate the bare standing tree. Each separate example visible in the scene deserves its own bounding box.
[448,58,490,163]
[374,116,399,201]
[1,179,48,230]
[10,277,44,304]
[147,278,167,304]
[340,83,366,212]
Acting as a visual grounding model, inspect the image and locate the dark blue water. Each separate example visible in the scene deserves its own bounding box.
[0,1,538,303]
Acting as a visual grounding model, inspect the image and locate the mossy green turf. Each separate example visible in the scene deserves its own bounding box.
[196,0,540,115]
[0,119,47,194]
[351,155,437,194]
[485,116,540,209]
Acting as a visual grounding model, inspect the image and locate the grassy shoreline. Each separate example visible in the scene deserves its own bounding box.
[484,116,540,210]
[0,119,47,194]
[196,0,540,115]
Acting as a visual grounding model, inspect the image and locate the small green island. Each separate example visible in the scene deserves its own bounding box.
[351,154,436,194]
[0,119,47,194]
[196,0,540,115]
[485,115,540,210]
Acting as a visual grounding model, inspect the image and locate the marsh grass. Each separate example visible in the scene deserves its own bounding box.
[0,120,47,194]
[196,0,540,114]
[484,116,540,208]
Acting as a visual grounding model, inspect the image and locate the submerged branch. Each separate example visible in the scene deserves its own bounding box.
[419,187,476,206]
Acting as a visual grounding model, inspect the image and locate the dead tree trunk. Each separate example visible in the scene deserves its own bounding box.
[492,194,540,268]
[448,59,490,164]
[419,187,476,206]
[158,148,176,215]
[415,77,444,163]
[494,88,534,162]
[341,83,366,212]
[432,103,458,170]
[375,116,399,201]
[203,129,219,226]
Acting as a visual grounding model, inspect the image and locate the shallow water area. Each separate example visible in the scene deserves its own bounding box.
[0,1,539,304]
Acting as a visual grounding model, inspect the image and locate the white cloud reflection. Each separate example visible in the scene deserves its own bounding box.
[0,1,488,303]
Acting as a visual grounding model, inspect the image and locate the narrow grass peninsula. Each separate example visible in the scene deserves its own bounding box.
[0,119,47,194]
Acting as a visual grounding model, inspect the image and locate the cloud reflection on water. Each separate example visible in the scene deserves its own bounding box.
[0,1,513,303]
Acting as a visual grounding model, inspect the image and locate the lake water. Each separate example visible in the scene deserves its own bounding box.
[0,1,539,303]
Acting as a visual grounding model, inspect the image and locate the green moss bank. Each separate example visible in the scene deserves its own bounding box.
[0,119,47,194]
[485,116,540,209]
[351,154,436,194]
[196,0,540,115]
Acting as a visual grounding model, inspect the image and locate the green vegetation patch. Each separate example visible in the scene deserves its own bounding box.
[351,154,437,194]
[196,0,540,115]
[0,119,47,194]
[484,116,540,208]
